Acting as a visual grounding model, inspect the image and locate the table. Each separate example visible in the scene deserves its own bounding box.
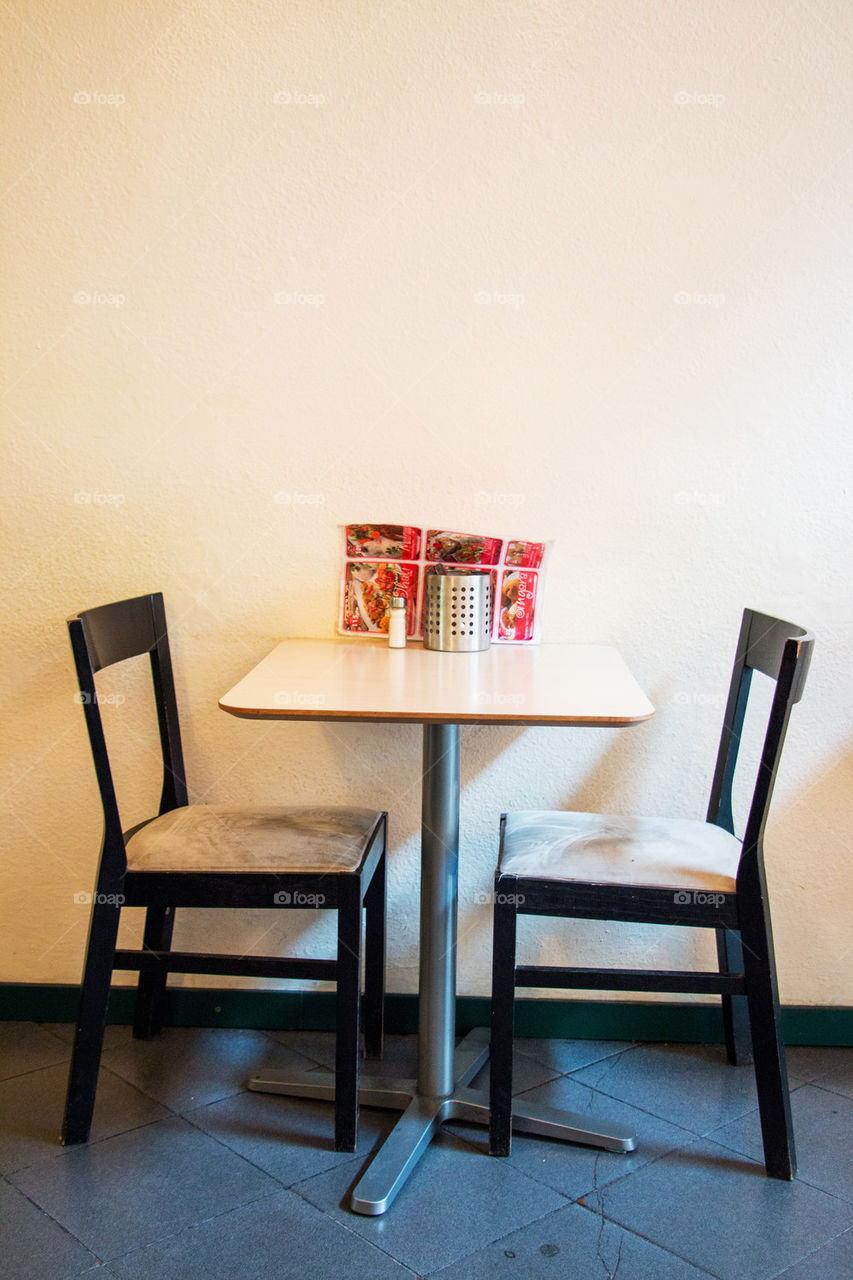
[220,639,654,1214]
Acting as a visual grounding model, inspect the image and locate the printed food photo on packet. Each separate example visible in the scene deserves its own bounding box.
[343,561,418,634]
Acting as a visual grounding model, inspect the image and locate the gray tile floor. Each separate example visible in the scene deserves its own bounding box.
[1,1022,850,1279]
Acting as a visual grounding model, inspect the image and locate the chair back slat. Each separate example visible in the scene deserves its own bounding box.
[745,610,812,701]
[68,614,126,879]
[740,636,808,860]
[149,593,189,812]
[706,608,814,869]
[68,594,189,879]
[708,661,752,835]
[78,594,158,673]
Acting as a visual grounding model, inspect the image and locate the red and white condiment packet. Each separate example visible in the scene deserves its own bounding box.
[339,524,550,643]
[342,561,419,636]
[424,530,503,566]
[496,568,538,641]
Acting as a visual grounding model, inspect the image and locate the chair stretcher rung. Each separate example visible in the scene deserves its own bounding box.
[514,965,745,995]
[113,949,337,980]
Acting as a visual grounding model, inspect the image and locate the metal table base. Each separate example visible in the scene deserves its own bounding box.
[249,1025,636,1214]
[249,723,637,1215]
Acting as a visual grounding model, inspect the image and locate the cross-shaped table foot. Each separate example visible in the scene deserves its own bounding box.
[249,1027,636,1215]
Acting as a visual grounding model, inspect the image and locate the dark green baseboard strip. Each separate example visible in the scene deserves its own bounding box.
[0,984,850,1045]
[459,998,852,1045]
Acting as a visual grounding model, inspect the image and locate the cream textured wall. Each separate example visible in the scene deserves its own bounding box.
[2,1,851,1006]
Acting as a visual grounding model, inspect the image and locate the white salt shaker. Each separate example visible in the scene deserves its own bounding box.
[388,595,407,648]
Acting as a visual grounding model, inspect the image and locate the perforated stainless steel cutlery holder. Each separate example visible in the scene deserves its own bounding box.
[423,568,493,652]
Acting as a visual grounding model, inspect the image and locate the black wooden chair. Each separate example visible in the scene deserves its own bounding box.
[63,592,386,1152]
[489,608,813,1179]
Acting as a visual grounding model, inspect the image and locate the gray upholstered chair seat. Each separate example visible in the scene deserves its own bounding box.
[499,811,741,893]
[126,805,383,874]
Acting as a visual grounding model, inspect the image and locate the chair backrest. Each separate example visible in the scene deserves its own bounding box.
[706,609,814,872]
[68,593,188,879]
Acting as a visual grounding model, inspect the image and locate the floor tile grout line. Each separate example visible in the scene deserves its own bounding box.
[416,1200,581,1279]
[0,1055,72,1086]
[91,1058,202,1118]
[574,1197,728,1280]
[0,1059,187,1180]
[777,1175,853,1207]
[524,1040,640,1076]
[557,1075,767,1139]
[284,1169,440,1273]
[511,1069,725,1139]
[1,1171,106,1270]
[584,1132,724,1199]
[279,1104,577,1270]
[95,1026,325,1115]
[559,1044,661,1097]
[445,1097,706,1208]
[434,1123,583,1211]
[38,1021,79,1047]
[253,1025,339,1071]
[177,1096,370,1190]
[577,1143,853,1278]
[14,1091,364,1266]
[803,1078,853,1104]
[4,1109,179,1181]
[95,1184,294,1271]
[763,1224,853,1280]
[309,1200,433,1276]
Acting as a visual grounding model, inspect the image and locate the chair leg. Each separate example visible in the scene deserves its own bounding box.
[716,927,753,1065]
[489,889,517,1157]
[335,881,362,1152]
[133,905,175,1040]
[362,848,386,1060]
[740,894,796,1179]
[61,899,122,1145]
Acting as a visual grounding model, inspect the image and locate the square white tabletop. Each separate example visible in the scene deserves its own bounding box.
[219,638,654,726]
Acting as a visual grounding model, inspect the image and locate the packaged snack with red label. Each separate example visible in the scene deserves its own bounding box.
[505,540,545,569]
[338,523,548,643]
[345,524,421,560]
[425,530,503,565]
[496,569,538,642]
[342,562,419,635]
